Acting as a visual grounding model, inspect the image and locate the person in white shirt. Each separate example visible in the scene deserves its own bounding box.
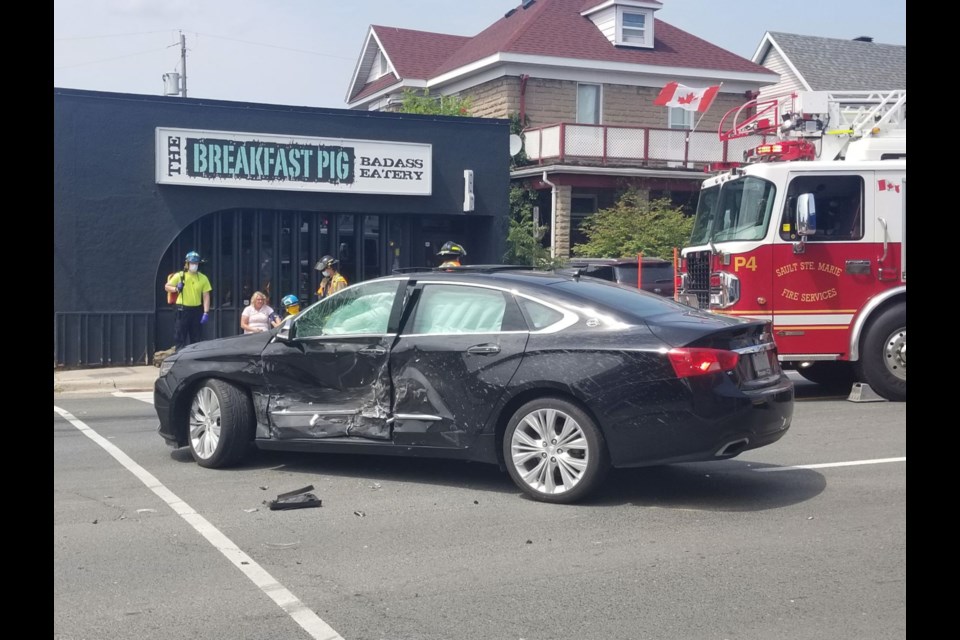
[240,291,276,334]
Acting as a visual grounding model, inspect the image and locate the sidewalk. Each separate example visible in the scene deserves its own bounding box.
[54,365,159,395]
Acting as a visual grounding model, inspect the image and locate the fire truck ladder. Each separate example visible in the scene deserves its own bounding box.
[717,90,906,163]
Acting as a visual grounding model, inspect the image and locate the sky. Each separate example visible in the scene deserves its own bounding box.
[53,0,907,109]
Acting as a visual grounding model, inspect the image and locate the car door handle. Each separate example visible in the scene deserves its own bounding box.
[467,344,501,355]
[358,346,387,356]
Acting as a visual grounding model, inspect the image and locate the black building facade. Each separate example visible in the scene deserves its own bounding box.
[54,88,511,367]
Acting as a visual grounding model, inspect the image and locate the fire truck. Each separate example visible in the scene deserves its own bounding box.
[677,90,906,401]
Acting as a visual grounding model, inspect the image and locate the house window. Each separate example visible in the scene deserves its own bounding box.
[669,107,693,130]
[622,12,646,44]
[577,84,601,124]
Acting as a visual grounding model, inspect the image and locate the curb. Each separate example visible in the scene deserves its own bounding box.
[53,367,159,396]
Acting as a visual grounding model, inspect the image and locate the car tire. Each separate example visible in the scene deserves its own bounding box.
[795,361,857,392]
[503,397,609,504]
[188,379,255,468]
[856,303,906,402]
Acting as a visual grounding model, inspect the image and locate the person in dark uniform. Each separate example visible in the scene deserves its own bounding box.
[437,241,466,269]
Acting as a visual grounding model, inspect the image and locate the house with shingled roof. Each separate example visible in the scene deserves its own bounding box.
[751,32,906,100]
[346,0,779,259]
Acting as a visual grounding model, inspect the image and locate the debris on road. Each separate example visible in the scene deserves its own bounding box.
[354,510,366,517]
[265,485,322,511]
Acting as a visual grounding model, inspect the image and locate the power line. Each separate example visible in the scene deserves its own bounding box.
[194,32,355,61]
[53,46,173,70]
[54,29,173,42]
[56,28,354,61]
[53,30,354,74]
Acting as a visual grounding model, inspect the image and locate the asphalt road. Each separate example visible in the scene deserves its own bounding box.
[53,377,906,640]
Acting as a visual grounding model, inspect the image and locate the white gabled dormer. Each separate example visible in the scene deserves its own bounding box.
[366,48,392,83]
[345,27,398,104]
[581,0,662,49]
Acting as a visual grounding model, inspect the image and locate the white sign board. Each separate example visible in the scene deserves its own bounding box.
[156,127,432,195]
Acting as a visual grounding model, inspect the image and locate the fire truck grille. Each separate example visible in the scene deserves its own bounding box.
[686,250,712,308]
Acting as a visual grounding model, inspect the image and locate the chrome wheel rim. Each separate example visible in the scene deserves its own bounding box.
[883,327,906,382]
[510,408,589,495]
[189,387,222,460]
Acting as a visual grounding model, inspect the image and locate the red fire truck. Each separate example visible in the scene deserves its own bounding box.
[678,90,906,401]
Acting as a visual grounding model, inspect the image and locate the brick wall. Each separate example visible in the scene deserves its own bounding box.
[460,77,519,119]
[442,79,748,135]
[553,184,573,259]
[525,79,578,127]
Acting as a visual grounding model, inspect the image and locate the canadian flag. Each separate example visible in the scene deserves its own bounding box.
[877,179,901,193]
[653,82,720,113]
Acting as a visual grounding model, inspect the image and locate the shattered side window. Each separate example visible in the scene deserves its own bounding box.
[295,280,399,338]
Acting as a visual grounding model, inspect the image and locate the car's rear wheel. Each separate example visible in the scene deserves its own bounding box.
[503,398,609,504]
[188,379,254,468]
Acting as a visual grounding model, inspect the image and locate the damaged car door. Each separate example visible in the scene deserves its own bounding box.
[260,278,406,441]
[389,282,529,449]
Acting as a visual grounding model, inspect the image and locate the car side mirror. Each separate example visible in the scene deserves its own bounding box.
[275,316,296,342]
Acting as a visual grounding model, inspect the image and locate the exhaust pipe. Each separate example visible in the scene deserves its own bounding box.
[715,437,749,457]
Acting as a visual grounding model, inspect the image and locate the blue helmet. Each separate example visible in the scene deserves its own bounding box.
[281,294,300,308]
[185,251,201,263]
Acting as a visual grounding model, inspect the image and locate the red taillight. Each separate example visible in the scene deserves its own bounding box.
[667,348,740,379]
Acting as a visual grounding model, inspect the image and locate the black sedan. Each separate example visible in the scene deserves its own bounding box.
[155,268,793,504]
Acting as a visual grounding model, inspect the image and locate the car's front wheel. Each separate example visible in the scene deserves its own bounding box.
[188,379,254,468]
[503,398,609,504]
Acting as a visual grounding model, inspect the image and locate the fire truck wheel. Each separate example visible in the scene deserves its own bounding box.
[857,303,906,402]
[795,362,856,392]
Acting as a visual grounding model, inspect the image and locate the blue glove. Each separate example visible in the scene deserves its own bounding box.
[176,282,184,292]
[200,312,209,325]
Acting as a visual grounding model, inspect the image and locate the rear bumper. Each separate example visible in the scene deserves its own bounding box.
[602,374,795,468]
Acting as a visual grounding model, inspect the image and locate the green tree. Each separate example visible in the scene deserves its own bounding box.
[399,88,473,116]
[503,184,562,268]
[572,189,693,260]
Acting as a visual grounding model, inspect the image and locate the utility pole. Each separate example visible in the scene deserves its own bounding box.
[179,31,187,98]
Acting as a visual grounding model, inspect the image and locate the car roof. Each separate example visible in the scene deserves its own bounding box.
[565,257,672,266]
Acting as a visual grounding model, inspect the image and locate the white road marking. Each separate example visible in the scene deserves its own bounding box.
[112,390,154,404]
[753,457,906,472]
[53,405,344,640]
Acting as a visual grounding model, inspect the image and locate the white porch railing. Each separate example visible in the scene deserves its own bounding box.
[522,123,767,168]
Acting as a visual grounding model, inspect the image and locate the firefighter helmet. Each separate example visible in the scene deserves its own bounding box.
[436,241,466,257]
[281,294,300,308]
[315,255,338,271]
[185,251,201,263]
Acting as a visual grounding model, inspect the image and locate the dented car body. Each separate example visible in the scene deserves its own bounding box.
[155,269,794,503]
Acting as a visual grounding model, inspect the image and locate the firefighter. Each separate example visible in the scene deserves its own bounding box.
[271,294,301,327]
[315,255,348,299]
[437,241,466,269]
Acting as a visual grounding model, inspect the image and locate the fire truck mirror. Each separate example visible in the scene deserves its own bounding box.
[796,193,817,236]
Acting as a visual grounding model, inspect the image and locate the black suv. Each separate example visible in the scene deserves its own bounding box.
[562,257,676,297]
